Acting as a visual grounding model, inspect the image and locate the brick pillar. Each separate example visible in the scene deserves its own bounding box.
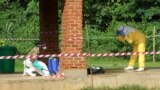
[39,0,59,55]
[61,0,86,77]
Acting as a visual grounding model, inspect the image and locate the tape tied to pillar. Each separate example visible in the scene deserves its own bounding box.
[0,51,160,59]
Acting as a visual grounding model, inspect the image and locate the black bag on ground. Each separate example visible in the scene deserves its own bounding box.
[87,66,104,75]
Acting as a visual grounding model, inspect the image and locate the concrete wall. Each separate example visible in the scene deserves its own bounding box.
[1,70,160,90]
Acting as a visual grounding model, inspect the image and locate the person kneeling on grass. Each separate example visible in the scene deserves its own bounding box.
[23,40,50,77]
[116,25,146,72]
[32,60,50,77]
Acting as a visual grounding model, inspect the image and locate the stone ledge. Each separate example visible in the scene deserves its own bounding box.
[0,69,160,90]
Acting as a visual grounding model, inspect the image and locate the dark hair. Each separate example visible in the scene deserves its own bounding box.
[35,40,46,47]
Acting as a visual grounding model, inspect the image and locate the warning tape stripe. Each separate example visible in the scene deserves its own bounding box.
[0,51,160,59]
[0,35,160,41]
[0,38,39,41]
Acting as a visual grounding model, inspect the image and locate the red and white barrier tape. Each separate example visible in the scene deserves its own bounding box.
[0,37,83,41]
[0,35,160,41]
[0,51,160,59]
[0,38,39,41]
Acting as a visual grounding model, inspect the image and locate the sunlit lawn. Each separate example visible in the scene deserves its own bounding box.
[81,84,159,90]
[86,57,160,69]
[15,59,23,72]
[15,57,160,72]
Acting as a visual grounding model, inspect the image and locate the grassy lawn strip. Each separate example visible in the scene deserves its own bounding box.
[81,84,159,90]
[86,57,160,69]
[15,57,160,72]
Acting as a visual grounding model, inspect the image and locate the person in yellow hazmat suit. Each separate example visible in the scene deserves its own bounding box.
[116,26,146,72]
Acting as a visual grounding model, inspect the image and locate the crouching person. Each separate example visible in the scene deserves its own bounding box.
[32,60,50,77]
[23,58,36,76]
[23,40,49,77]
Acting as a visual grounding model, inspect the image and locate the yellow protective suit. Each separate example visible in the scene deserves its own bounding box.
[116,26,146,69]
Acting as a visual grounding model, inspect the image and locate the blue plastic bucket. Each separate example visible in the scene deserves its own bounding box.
[48,58,59,74]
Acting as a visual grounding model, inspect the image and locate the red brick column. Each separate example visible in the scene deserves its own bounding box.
[61,0,86,76]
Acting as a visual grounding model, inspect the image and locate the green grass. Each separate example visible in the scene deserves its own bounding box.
[15,59,23,72]
[86,57,128,69]
[81,84,159,90]
[14,57,160,72]
[86,57,160,69]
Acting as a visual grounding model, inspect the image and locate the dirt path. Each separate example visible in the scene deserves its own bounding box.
[0,68,160,90]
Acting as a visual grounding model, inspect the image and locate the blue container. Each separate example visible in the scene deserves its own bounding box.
[48,58,59,74]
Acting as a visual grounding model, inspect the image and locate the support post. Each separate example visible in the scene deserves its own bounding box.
[61,0,87,77]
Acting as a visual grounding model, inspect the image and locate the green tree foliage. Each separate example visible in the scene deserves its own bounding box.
[84,0,160,30]
[83,0,160,61]
[0,0,160,62]
[0,0,39,54]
